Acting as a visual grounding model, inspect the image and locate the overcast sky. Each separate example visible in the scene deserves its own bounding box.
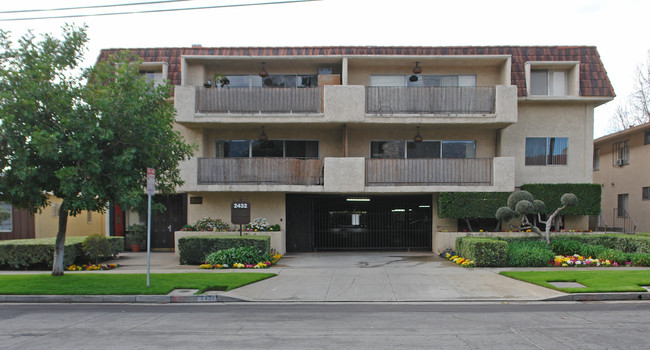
[2,0,649,137]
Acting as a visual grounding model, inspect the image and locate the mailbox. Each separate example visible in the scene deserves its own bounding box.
[231,201,251,225]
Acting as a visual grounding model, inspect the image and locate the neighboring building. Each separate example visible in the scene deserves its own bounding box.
[593,122,650,233]
[97,46,615,252]
[0,198,106,241]
[0,202,35,241]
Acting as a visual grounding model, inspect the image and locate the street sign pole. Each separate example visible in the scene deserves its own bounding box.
[146,168,155,287]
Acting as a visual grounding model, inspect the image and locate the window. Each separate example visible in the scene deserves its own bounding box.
[226,75,318,88]
[593,148,600,171]
[369,74,477,87]
[0,203,11,232]
[612,140,630,166]
[645,130,650,145]
[216,140,319,158]
[617,194,629,217]
[525,137,568,165]
[530,69,567,96]
[643,187,650,201]
[371,140,476,159]
[87,211,93,223]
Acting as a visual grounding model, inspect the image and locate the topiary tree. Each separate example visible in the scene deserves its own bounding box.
[496,190,578,244]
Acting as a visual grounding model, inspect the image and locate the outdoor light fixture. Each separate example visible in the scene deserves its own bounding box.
[409,61,421,82]
[258,126,268,141]
[346,198,370,202]
[259,62,268,78]
[413,126,423,143]
[412,61,422,74]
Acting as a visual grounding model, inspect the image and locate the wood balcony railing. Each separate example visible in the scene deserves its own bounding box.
[198,158,323,185]
[365,158,493,186]
[195,87,323,114]
[365,86,495,114]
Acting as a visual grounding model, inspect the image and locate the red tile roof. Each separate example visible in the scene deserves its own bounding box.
[97,46,615,98]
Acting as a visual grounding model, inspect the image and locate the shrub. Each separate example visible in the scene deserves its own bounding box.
[194,217,230,231]
[204,246,270,266]
[597,248,628,264]
[82,234,112,264]
[438,192,510,219]
[126,224,146,246]
[576,244,608,259]
[507,240,555,267]
[456,237,507,267]
[551,238,584,256]
[629,253,650,266]
[178,235,271,265]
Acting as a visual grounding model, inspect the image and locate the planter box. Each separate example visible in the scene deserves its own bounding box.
[174,230,285,256]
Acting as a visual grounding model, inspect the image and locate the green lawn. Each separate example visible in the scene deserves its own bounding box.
[0,273,275,295]
[500,270,650,293]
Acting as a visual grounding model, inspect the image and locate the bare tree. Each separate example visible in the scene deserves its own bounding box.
[607,50,650,133]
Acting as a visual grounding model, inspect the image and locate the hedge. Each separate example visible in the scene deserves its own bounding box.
[0,236,123,269]
[520,183,601,216]
[438,192,510,219]
[455,237,507,267]
[178,235,271,265]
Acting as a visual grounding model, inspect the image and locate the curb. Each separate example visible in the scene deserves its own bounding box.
[1,293,649,304]
[0,294,247,304]
[546,292,650,302]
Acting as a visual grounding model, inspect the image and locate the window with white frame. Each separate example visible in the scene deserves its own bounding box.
[370,140,476,159]
[612,140,630,166]
[0,203,12,232]
[525,137,568,165]
[530,69,568,96]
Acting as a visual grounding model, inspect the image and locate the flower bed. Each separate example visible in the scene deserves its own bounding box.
[442,252,475,268]
[549,254,627,267]
[199,252,282,270]
[66,263,120,271]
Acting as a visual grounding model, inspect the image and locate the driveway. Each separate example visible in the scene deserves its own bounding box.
[218,252,565,302]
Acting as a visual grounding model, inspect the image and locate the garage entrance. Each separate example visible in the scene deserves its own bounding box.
[286,194,431,252]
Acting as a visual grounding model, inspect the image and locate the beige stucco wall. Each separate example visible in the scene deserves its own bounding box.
[185,192,285,230]
[500,101,595,186]
[594,126,650,232]
[34,197,106,239]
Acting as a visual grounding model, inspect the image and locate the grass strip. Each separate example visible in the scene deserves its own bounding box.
[500,270,650,293]
[0,273,275,295]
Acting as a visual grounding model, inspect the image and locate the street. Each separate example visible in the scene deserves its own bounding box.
[1,302,649,349]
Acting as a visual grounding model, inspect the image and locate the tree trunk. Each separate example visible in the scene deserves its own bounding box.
[464,218,473,232]
[545,205,567,245]
[51,202,69,276]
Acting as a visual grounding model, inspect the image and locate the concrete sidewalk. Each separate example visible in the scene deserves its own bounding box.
[3,251,649,303]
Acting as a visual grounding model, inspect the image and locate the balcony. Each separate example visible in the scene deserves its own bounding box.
[195,87,323,114]
[365,86,495,115]
[365,158,493,186]
[197,158,323,185]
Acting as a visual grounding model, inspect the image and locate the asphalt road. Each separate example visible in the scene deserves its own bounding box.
[1,302,649,349]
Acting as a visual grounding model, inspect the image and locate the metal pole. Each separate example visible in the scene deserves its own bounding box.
[146,193,152,287]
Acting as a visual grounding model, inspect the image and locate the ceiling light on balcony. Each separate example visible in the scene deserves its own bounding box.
[412,61,422,74]
[259,62,268,78]
[413,126,423,143]
[346,198,370,202]
[258,126,268,142]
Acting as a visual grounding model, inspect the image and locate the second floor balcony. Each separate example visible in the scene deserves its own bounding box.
[179,85,515,125]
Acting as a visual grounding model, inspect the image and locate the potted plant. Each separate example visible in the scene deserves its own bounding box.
[125,224,147,252]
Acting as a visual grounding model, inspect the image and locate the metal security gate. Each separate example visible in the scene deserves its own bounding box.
[286,194,432,251]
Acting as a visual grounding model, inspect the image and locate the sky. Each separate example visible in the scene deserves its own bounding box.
[1,0,649,138]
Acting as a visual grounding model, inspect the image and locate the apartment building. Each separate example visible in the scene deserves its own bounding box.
[593,122,650,233]
[97,46,614,252]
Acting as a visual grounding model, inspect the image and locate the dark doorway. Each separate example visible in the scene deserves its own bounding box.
[286,194,432,252]
[150,194,187,250]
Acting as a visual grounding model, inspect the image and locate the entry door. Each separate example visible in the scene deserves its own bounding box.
[286,194,314,252]
[150,194,187,249]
